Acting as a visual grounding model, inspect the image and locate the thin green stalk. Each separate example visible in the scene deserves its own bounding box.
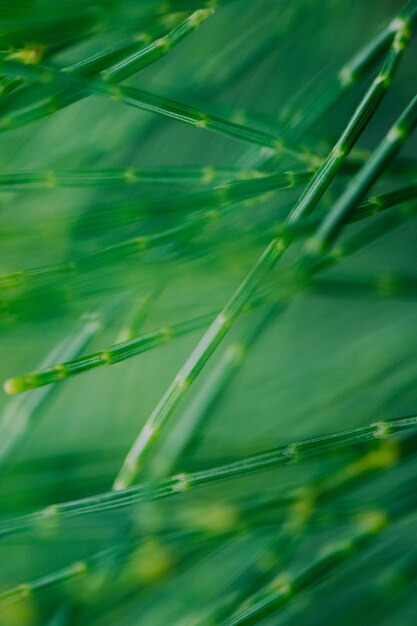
[0,57,306,162]
[0,166,266,190]
[0,5,218,126]
[201,437,403,625]
[1,413,416,538]
[112,20,411,490]
[314,272,417,300]
[0,561,89,607]
[4,181,416,394]
[99,6,219,82]
[225,508,396,626]
[283,0,417,136]
[0,311,103,461]
[149,305,280,478]
[3,311,217,395]
[0,170,312,295]
[301,93,417,265]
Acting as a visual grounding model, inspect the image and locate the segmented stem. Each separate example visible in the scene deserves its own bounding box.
[0,57,305,161]
[4,180,415,394]
[302,92,417,264]
[0,166,266,190]
[1,414,415,537]
[113,22,411,489]
[0,170,312,295]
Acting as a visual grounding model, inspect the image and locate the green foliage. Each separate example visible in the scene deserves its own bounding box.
[0,1,417,625]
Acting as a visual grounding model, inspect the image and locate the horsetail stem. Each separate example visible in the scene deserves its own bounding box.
[226,509,393,626]
[0,561,89,607]
[0,4,220,127]
[0,57,308,162]
[148,305,280,478]
[1,413,415,538]
[3,311,217,395]
[0,447,402,609]
[98,6,218,82]
[284,0,417,135]
[0,311,103,460]
[0,170,312,295]
[0,166,268,190]
[4,179,415,395]
[112,22,411,490]
[301,92,417,265]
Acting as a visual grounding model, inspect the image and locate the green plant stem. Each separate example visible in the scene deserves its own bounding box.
[0,311,103,461]
[4,180,415,394]
[0,166,267,190]
[149,304,280,478]
[1,414,416,538]
[0,57,307,162]
[224,508,399,626]
[3,311,217,394]
[0,5,219,125]
[301,93,417,265]
[314,272,417,300]
[202,436,404,625]
[0,170,312,295]
[284,0,417,136]
[112,20,411,490]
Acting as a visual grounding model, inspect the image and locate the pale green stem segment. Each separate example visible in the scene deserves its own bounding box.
[225,509,393,626]
[149,305,279,479]
[314,272,417,300]
[0,57,305,162]
[0,5,219,124]
[0,441,404,611]
[0,312,102,461]
[0,561,88,607]
[0,170,312,294]
[0,166,266,190]
[112,239,284,490]
[4,181,416,395]
[1,414,416,537]
[112,19,411,490]
[3,311,217,395]
[301,92,417,266]
[285,1,417,135]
